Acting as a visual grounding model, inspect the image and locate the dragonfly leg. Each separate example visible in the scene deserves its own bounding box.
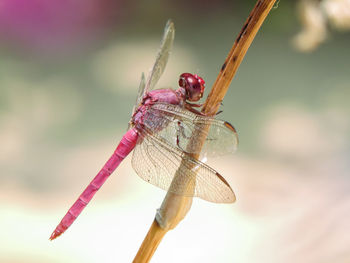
[186,102,203,108]
[204,101,224,116]
[184,103,206,116]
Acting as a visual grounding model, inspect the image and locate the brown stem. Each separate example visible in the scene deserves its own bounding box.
[133,220,166,263]
[133,1,276,262]
[202,0,277,115]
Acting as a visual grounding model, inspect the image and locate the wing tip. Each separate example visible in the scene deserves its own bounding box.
[215,172,236,203]
[227,191,237,203]
[215,172,230,187]
[166,19,175,29]
[164,20,175,38]
[224,121,237,133]
[224,121,239,147]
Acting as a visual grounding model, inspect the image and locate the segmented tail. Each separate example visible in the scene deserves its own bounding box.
[50,128,138,240]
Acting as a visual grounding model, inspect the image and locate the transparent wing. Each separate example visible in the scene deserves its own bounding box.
[132,128,235,203]
[144,20,175,93]
[131,73,146,116]
[142,103,238,157]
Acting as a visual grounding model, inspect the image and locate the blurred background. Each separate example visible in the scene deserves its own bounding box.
[0,0,349,262]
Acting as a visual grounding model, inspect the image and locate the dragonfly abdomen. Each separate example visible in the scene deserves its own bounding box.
[50,128,138,240]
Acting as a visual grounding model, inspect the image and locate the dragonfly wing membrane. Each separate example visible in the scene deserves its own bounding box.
[131,130,235,203]
[145,20,175,92]
[144,103,238,157]
[131,73,146,117]
[131,20,174,120]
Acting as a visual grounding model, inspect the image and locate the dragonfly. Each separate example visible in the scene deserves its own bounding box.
[50,20,238,240]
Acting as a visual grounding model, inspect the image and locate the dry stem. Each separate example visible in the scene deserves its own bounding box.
[133,220,167,263]
[133,1,276,262]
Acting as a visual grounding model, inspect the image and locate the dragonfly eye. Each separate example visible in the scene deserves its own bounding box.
[179,73,205,102]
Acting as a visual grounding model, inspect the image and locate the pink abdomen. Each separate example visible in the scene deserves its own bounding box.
[50,128,138,240]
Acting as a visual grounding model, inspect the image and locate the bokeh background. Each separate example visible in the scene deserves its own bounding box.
[0,0,349,262]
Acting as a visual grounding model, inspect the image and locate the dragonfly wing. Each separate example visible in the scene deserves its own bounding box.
[131,129,235,203]
[131,73,146,117]
[143,103,238,157]
[144,20,175,93]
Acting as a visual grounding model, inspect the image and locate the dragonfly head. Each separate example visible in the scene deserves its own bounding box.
[178,73,205,102]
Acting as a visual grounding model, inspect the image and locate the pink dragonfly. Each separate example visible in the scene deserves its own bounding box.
[50,20,238,240]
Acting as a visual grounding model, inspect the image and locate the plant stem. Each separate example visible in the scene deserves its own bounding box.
[133,220,166,263]
[133,1,276,262]
[202,0,277,115]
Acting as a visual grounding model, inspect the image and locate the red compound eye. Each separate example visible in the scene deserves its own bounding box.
[179,73,205,102]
